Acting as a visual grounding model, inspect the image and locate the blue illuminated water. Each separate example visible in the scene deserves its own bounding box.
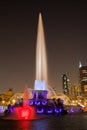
[0,113,87,130]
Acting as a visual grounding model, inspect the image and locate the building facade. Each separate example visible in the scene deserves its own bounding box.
[62,74,69,95]
[79,65,87,96]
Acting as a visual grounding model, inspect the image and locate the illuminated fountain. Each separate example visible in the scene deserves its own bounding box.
[35,13,48,84]
[2,85,35,120]
[15,85,34,120]
[1,13,77,118]
[30,13,67,115]
[33,13,48,100]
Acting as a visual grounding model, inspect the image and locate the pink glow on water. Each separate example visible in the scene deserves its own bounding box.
[15,106,34,120]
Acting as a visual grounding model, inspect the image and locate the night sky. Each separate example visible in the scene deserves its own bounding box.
[0,1,87,93]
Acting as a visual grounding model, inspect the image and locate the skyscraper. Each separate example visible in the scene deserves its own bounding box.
[79,64,87,96]
[62,74,69,95]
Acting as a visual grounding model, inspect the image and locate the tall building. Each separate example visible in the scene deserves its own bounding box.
[62,74,69,95]
[79,64,87,95]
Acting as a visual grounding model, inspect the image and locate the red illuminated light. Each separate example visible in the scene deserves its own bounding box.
[16,106,34,120]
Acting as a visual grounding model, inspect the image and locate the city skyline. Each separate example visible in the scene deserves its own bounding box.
[0,1,87,93]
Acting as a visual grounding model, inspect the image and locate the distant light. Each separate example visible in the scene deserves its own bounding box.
[79,61,82,68]
[47,109,53,114]
[2,100,5,104]
[70,108,74,113]
[37,108,44,113]
[59,108,62,113]
[29,101,33,106]
[36,101,41,105]
[42,101,47,105]
[55,108,59,113]
[12,99,16,104]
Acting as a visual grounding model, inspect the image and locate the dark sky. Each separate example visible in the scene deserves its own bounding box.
[0,0,87,93]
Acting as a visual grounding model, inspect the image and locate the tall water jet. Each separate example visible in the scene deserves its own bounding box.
[23,85,29,107]
[34,13,48,91]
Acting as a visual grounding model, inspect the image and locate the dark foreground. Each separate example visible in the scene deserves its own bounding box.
[0,113,87,130]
